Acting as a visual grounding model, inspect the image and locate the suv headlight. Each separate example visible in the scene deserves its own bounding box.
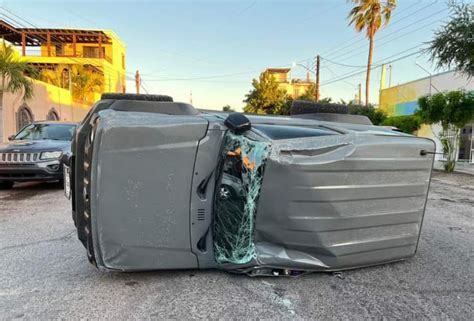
[40,151,63,160]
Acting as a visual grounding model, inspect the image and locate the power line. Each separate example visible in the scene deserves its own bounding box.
[141,69,273,82]
[321,0,438,57]
[236,1,257,16]
[1,8,125,81]
[1,8,285,87]
[1,8,130,96]
[324,64,356,88]
[1,6,440,96]
[140,81,149,94]
[312,14,445,74]
[320,57,368,69]
[321,44,424,84]
[320,49,423,87]
[300,2,346,22]
[328,8,447,62]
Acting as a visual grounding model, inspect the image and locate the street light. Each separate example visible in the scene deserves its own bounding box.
[292,61,318,100]
[292,62,315,75]
[415,61,433,95]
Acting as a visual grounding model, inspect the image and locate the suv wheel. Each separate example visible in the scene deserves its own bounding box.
[219,185,235,200]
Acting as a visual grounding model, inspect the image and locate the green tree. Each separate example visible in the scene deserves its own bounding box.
[41,64,103,103]
[297,83,317,101]
[427,1,474,77]
[0,41,38,107]
[70,65,103,103]
[417,91,474,172]
[243,72,288,115]
[382,115,422,134]
[0,41,38,142]
[222,105,234,112]
[40,64,70,89]
[294,83,332,103]
[348,0,396,106]
[347,103,387,125]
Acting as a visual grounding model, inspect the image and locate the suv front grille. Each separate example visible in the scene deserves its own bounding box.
[0,152,40,163]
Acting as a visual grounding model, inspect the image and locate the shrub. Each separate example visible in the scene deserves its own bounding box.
[417,91,474,172]
[382,115,422,134]
[347,104,387,125]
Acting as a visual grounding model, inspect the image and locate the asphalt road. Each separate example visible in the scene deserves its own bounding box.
[0,172,473,319]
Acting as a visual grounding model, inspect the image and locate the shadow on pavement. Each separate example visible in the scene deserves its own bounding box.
[0,181,63,201]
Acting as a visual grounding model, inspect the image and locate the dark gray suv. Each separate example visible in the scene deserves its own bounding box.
[67,93,434,276]
[0,121,77,189]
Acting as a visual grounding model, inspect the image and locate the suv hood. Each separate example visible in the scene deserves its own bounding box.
[0,140,70,153]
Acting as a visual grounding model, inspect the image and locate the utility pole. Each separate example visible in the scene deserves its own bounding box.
[388,64,392,87]
[358,83,362,105]
[315,55,320,101]
[135,70,141,94]
[380,64,387,91]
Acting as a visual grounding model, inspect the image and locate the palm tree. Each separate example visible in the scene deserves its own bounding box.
[70,65,103,103]
[348,0,396,106]
[41,64,103,103]
[40,64,70,89]
[0,41,38,141]
[0,40,38,108]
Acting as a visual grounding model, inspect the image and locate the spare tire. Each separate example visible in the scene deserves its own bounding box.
[291,100,349,115]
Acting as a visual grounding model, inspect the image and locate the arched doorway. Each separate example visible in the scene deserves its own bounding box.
[16,104,34,131]
[46,108,60,121]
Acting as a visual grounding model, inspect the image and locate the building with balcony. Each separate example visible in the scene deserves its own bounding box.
[263,68,314,99]
[0,20,126,142]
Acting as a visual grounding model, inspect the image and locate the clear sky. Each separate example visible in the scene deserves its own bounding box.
[3,0,450,110]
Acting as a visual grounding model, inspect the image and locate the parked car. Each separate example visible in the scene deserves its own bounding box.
[0,121,77,189]
[66,93,435,276]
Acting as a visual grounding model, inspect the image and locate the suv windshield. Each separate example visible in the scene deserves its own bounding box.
[15,124,76,141]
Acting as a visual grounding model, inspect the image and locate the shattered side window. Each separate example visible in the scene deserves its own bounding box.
[213,132,270,265]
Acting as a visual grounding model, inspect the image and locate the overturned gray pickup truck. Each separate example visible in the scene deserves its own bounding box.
[65,94,435,276]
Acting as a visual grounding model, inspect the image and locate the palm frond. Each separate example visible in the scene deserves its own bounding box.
[347,0,396,38]
[0,41,38,100]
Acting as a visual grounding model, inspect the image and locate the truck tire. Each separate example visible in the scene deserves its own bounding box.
[101,93,173,102]
[291,100,349,115]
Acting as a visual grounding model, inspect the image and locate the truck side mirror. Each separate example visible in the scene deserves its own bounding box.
[8,135,15,141]
[224,113,251,134]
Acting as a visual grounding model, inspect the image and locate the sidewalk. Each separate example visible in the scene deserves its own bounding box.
[434,161,474,176]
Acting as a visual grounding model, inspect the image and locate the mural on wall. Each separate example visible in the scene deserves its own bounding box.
[379,81,425,116]
[379,71,474,117]
[379,71,474,163]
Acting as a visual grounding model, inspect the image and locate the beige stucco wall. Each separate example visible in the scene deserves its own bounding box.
[0,79,94,142]
[279,82,313,99]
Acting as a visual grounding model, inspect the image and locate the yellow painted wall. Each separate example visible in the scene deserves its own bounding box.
[1,79,93,141]
[277,82,313,99]
[1,37,122,141]
[265,70,313,99]
[31,30,126,95]
[270,72,288,83]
